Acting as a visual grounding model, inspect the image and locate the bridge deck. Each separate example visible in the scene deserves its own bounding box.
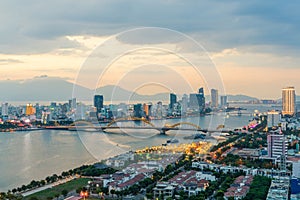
[44,126,231,133]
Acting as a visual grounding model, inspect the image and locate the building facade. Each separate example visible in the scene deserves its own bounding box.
[94,95,104,114]
[267,110,281,128]
[220,96,228,108]
[282,87,296,116]
[169,93,177,112]
[211,89,218,108]
[267,133,287,159]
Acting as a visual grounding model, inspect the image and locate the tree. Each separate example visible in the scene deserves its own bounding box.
[110,189,115,196]
[54,193,59,199]
[61,189,68,197]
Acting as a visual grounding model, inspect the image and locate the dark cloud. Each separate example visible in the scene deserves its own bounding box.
[0,0,299,54]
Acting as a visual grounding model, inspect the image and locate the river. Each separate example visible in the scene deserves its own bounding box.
[0,104,274,192]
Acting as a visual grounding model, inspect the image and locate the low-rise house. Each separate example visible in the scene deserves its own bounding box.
[224,175,253,200]
[196,171,216,181]
[183,178,209,196]
[153,182,175,200]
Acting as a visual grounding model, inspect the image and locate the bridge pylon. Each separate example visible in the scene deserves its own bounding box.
[159,129,166,135]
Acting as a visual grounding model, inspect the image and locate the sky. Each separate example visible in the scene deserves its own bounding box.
[0,0,300,99]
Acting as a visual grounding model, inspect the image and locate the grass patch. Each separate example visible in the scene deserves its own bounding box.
[24,178,90,200]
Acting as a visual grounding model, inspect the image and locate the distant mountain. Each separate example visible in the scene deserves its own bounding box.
[0,77,170,102]
[95,85,169,102]
[204,94,258,102]
[277,96,300,103]
[226,94,259,102]
[0,76,259,103]
[0,76,91,101]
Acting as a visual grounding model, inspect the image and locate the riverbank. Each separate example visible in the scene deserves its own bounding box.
[0,114,252,192]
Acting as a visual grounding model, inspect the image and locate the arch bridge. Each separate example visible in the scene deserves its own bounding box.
[48,119,227,135]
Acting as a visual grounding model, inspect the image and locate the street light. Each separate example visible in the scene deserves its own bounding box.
[80,191,88,200]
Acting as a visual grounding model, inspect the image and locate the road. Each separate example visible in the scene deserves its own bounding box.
[21,177,76,197]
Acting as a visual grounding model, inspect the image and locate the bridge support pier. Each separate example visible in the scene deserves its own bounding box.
[159,130,166,135]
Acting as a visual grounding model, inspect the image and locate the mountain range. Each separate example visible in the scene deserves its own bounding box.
[0,76,268,103]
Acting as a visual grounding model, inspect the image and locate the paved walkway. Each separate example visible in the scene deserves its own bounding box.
[21,177,76,197]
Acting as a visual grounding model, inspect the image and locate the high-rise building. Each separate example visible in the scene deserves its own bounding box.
[169,93,177,111]
[143,103,152,117]
[198,88,204,95]
[75,103,86,120]
[133,104,142,118]
[94,95,104,114]
[267,133,287,159]
[220,96,228,108]
[189,87,205,112]
[1,102,8,116]
[155,101,163,118]
[181,94,188,115]
[211,89,218,108]
[25,104,36,116]
[69,98,77,111]
[282,86,296,116]
[267,110,281,128]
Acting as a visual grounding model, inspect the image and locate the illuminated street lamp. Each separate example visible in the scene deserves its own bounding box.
[80,191,88,200]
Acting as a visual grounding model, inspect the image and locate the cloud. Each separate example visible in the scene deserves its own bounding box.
[0,0,299,54]
[0,58,23,65]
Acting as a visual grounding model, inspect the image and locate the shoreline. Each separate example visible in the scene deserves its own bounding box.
[3,137,218,195]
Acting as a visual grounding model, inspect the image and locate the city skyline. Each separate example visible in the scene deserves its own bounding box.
[0,1,300,99]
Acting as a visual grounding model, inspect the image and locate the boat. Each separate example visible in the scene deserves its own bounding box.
[166,139,179,144]
[183,133,206,140]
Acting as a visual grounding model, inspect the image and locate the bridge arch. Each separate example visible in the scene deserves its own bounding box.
[70,120,95,127]
[167,122,201,130]
[216,124,225,130]
[107,117,155,127]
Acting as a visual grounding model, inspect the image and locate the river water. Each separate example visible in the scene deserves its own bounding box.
[0,104,274,192]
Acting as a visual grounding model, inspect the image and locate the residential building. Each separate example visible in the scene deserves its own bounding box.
[266,178,289,200]
[224,175,253,200]
[267,110,281,128]
[195,172,216,181]
[282,86,296,116]
[153,182,175,200]
[267,133,287,159]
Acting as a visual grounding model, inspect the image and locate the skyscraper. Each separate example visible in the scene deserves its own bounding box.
[211,89,218,108]
[169,93,177,111]
[1,103,8,116]
[94,95,104,114]
[133,104,142,118]
[282,87,296,116]
[189,87,205,112]
[220,96,228,108]
[69,98,77,111]
[181,94,188,115]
